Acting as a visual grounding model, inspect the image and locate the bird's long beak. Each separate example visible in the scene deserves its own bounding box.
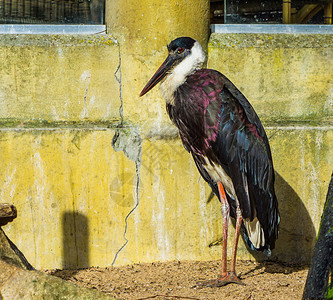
[139,54,175,97]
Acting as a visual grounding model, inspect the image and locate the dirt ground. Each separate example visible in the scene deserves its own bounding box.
[45,260,308,299]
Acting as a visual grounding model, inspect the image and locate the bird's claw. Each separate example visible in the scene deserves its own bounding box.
[196,272,245,288]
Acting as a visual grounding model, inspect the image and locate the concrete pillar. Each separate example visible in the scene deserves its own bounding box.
[105,0,210,131]
[106,0,209,51]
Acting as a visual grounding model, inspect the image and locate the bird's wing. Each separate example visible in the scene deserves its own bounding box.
[171,69,279,249]
[220,74,266,138]
[202,70,279,249]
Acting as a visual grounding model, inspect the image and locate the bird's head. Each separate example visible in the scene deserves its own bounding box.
[140,37,205,97]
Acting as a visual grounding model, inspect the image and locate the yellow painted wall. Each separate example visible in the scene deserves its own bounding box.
[208,33,333,125]
[0,35,119,123]
[1,130,224,268]
[2,127,331,268]
[106,0,210,133]
[0,31,332,268]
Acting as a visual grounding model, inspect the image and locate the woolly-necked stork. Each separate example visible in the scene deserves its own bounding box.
[140,37,279,286]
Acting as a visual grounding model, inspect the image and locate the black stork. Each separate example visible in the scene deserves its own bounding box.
[140,37,279,287]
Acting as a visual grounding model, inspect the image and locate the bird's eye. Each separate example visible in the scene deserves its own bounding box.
[177,47,184,54]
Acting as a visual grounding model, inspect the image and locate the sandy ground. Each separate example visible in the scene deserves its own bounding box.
[45,260,308,299]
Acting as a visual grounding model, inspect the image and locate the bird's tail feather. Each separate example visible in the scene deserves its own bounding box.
[241,223,271,256]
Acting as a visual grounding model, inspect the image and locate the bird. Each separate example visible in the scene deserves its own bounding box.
[139,37,279,287]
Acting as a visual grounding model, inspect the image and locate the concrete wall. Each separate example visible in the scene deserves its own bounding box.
[0,31,332,269]
[0,35,120,123]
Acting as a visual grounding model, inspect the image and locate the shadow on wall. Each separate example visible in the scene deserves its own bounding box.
[247,172,316,264]
[274,172,316,264]
[58,173,316,268]
[62,211,89,270]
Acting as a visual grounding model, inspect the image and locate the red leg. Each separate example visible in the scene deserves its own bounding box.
[197,182,245,287]
[230,207,242,273]
[218,181,229,278]
[224,207,245,285]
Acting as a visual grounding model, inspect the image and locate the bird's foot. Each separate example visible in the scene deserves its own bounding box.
[196,272,245,288]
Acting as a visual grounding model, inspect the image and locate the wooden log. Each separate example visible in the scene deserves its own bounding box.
[0,203,17,226]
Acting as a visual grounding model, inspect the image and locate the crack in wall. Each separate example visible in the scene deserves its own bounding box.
[114,39,124,123]
[111,127,142,266]
[111,39,142,265]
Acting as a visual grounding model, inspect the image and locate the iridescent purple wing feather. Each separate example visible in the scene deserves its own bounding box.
[167,69,279,251]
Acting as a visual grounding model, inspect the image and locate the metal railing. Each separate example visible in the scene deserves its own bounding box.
[0,0,103,24]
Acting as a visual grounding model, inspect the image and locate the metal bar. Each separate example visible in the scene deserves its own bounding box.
[0,24,106,34]
[324,3,332,25]
[211,24,333,34]
[283,0,291,24]
[223,0,226,24]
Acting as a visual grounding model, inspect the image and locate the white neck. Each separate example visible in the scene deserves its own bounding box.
[160,41,205,104]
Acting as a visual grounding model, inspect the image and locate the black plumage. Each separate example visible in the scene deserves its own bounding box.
[140,37,279,286]
[168,69,279,251]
